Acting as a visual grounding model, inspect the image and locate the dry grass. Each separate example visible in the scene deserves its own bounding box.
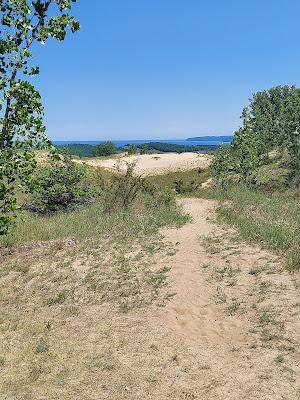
[0,210,183,399]
[1,195,300,399]
[0,188,191,399]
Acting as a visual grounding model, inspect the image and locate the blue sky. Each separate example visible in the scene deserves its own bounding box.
[35,0,300,140]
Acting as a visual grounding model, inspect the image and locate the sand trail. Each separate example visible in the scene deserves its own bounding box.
[159,198,247,345]
[148,197,300,399]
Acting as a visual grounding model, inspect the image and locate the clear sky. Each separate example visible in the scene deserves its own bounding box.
[35,0,300,140]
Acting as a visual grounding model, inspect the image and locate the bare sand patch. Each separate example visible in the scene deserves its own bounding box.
[77,152,212,175]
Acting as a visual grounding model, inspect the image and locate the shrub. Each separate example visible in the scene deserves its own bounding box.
[98,162,147,210]
[128,144,138,155]
[174,180,199,194]
[140,143,149,154]
[29,155,96,213]
[97,162,172,212]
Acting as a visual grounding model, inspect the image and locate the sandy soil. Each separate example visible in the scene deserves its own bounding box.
[77,153,212,175]
[151,199,300,399]
[1,199,299,399]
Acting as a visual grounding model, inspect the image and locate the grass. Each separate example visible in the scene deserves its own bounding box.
[226,298,241,316]
[0,181,191,397]
[149,161,300,272]
[0,195,188,247]
[201,235,222,254]
[148,167,211,193]
[199,185,300,271]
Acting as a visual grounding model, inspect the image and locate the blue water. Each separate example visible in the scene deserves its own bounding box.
[54,136,233,147]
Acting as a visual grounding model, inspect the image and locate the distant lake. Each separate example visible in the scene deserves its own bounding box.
[54,136,233,147]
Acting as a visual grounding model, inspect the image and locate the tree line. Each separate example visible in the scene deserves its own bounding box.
[58,141,219,158]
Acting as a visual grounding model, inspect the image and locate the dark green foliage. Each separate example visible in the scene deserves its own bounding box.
[213,86,300,187]
[174,180,198,194]
[30,156,95,213]
[148,167,211,194]
[128,144,138,155]
[140,143,149,154]
[144,142,218,153]
[255,158,289,191]
[99,162,150,210]
[0,0,79,234]
[57,144,95,158]
[92,141,117,157]
[173,168,208,194]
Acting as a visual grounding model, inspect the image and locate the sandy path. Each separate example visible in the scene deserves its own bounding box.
[149,198,300,399]
[160,199,247,344]
[77,153,212,175]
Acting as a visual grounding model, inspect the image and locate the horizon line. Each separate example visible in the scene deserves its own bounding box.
[51,134,234,142]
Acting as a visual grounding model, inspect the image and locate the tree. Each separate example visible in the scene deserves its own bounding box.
[140,143,148,154]
[213,85,300,187]
[127,144,137,155]
[92,141,117,157]
[0,0,80,235]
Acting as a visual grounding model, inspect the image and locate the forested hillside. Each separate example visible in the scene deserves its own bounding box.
[57,141,219,157]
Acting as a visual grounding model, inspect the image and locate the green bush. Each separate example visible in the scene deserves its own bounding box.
[128,144,138,155]
[29,156,96,213]
[174,180,198,194]
[140,143,149,154]
[92,141,117,157]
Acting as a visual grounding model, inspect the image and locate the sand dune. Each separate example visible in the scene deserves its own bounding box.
[77,152,212,175]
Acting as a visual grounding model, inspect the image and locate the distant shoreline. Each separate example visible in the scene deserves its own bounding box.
[186,135,233,142]
[54,136,233,147]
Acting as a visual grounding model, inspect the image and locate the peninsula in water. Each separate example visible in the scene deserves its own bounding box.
[186,135,233,142]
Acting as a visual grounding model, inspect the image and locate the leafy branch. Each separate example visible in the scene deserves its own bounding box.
[0,0,80,235]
